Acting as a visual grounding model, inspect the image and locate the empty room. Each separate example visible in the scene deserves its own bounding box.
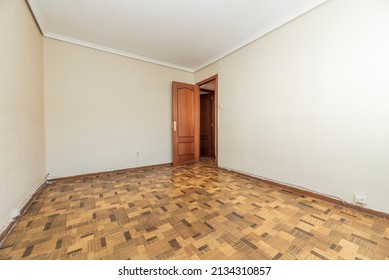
[1,0,389,262]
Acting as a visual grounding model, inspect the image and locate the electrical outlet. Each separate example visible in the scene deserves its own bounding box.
[354,194,367,205]
[11,208,20,219]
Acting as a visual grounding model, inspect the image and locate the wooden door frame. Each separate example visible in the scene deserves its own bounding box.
[197,75,218,166]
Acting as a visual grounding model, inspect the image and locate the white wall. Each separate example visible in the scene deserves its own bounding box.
[0,0,46,229]
[195,0,389,213]
[44,39,193,177]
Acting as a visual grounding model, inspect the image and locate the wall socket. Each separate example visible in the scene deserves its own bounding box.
[354,194,367,205]
[11,208,20,219]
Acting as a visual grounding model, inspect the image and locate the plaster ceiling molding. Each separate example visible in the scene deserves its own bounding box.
[27,0,327,72]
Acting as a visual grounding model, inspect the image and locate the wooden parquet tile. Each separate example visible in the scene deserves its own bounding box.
[1,160,388,260]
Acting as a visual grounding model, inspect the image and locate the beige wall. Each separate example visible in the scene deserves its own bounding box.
[1,0,388,234]
[195,0,389,213]
[0,0,46,229]
[44,38,193,177]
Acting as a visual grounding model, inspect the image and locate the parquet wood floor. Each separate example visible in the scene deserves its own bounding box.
[1,160,388,260]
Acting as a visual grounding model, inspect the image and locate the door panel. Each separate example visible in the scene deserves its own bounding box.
[178,142,195,155]
[178,90,195,137]
[172,82,199,166]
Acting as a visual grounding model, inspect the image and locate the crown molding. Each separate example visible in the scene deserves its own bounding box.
[27,0,48,34]
[27,0,194,72]
[193,0,328,72]
[27,0,327,73]
[44,32,194,73]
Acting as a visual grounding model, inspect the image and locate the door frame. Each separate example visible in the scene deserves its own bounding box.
[197,75,218,167]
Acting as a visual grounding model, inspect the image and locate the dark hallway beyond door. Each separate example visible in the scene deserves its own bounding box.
[200,91,215,157]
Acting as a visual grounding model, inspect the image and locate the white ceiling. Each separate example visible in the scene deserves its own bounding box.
[28,0,326,72]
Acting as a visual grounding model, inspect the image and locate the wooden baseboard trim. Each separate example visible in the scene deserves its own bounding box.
[0,221,16,245]
[20,179,47,216]
[51,163,173,182]
[0,178,48,245]
[219,167,389,220]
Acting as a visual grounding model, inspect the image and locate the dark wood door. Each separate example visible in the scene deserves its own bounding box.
[172,81,199,166]
[200,93,214,157]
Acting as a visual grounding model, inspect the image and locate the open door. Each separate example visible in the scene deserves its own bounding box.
[172,81,200,166]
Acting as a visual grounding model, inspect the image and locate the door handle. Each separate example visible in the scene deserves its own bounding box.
[173,121,177,131]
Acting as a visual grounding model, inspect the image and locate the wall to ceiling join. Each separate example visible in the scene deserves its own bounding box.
[44,39,194,178]
[0,0,46,230]
[195,0,389,213]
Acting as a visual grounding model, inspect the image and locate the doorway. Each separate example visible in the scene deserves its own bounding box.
[200,89,215,157]
[198,75,218,166]
[171,75,218,167]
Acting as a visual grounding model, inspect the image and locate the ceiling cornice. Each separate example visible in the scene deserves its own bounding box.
[44,32,195,73]
[27,0,327,73]
[27,0,48,34]
[193,0,328,72]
